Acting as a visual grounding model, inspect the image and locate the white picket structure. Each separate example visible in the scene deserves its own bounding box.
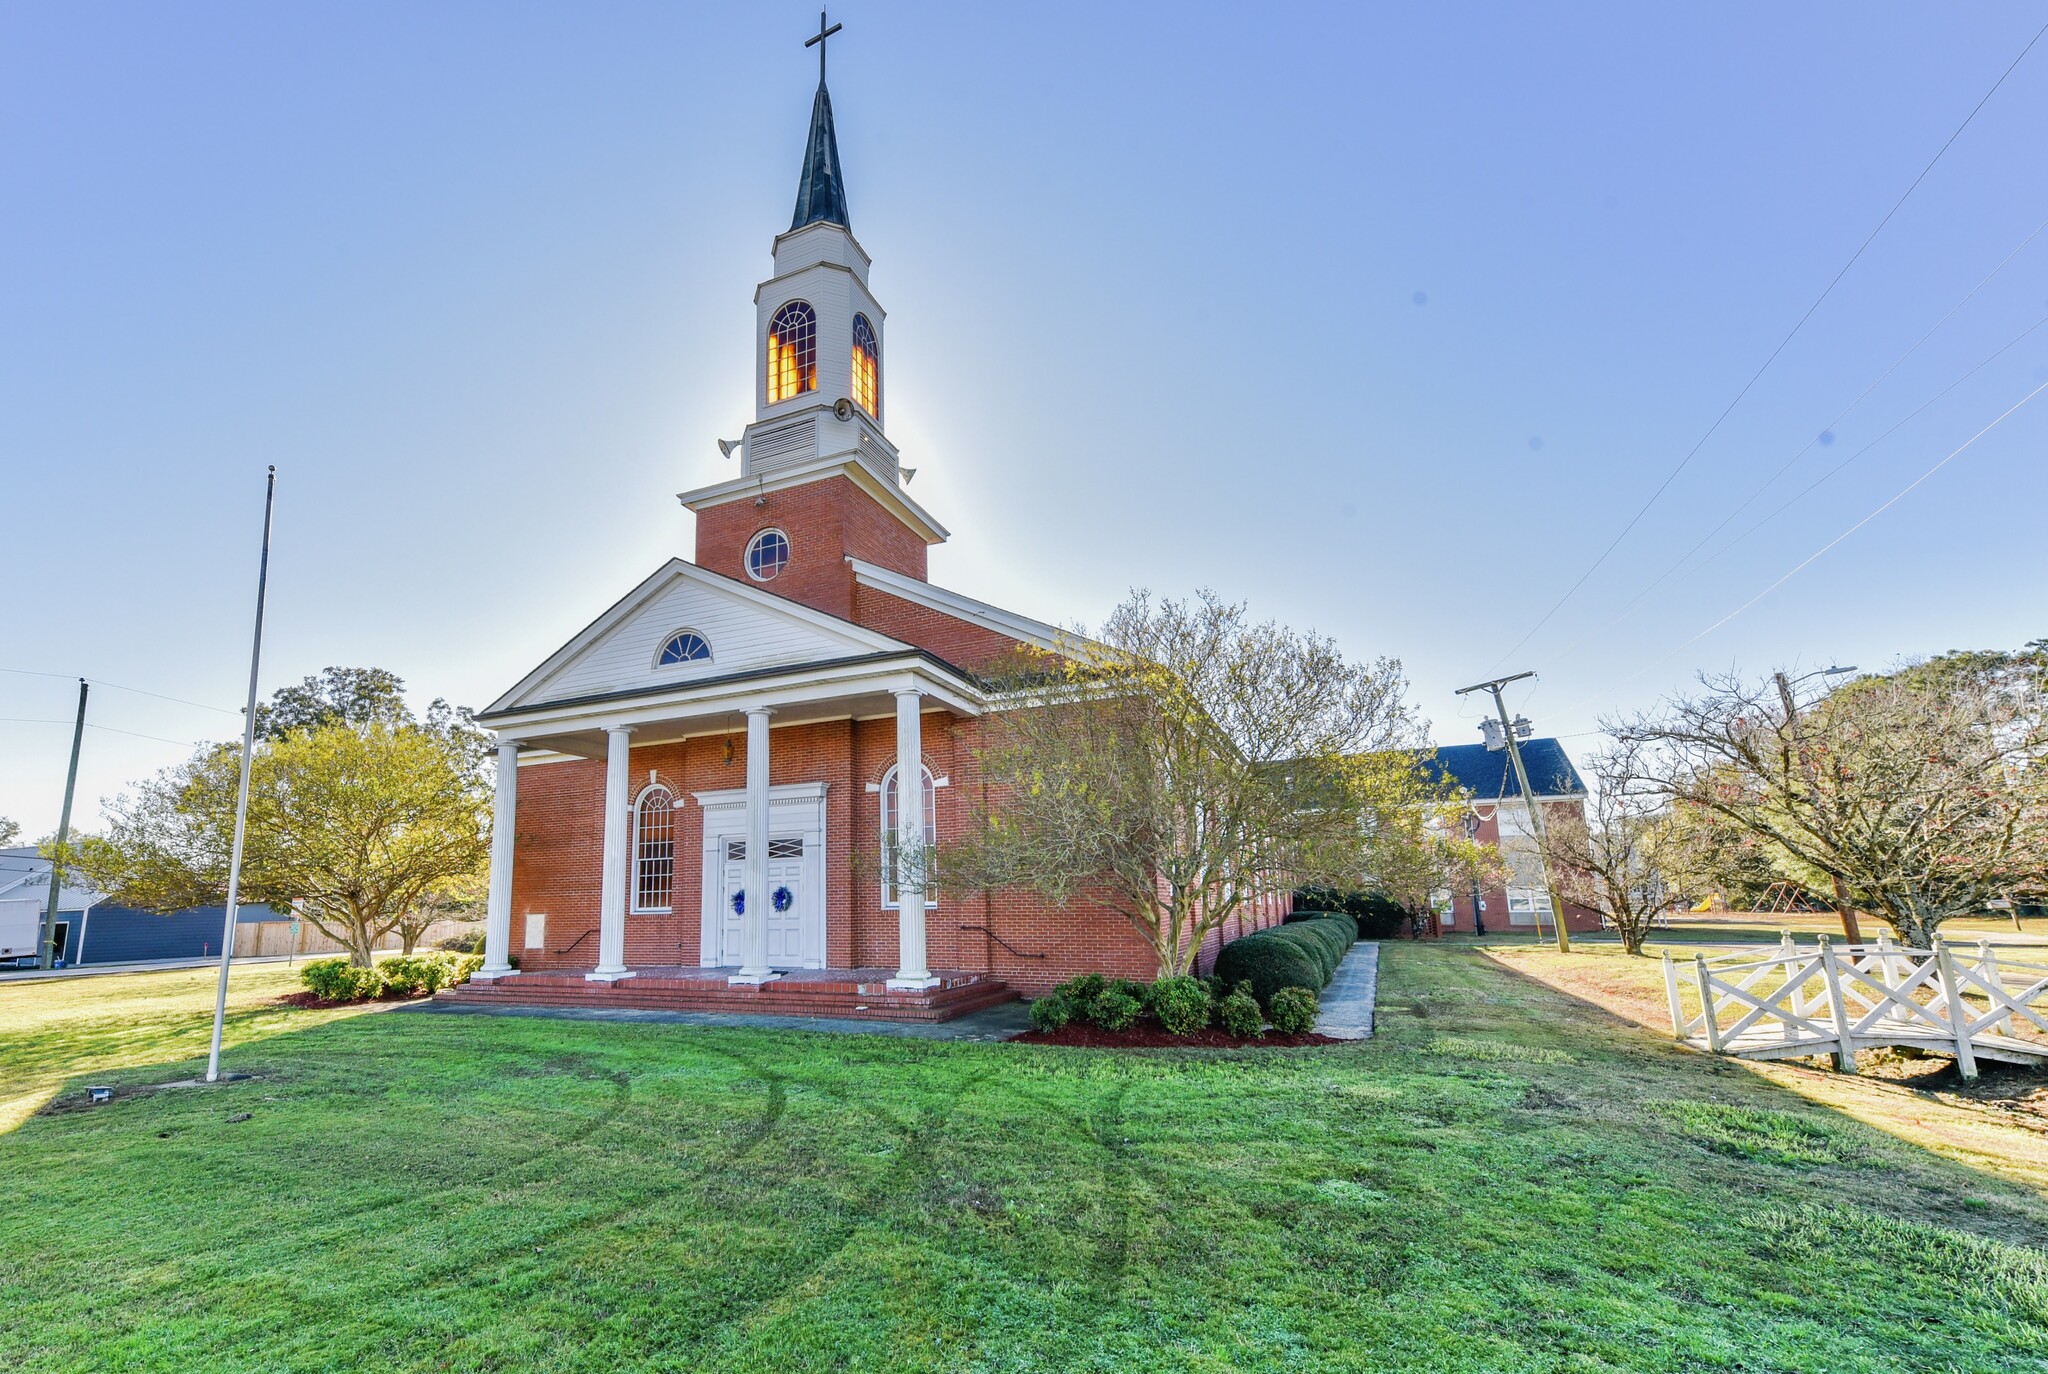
[1663,934,2048,1080]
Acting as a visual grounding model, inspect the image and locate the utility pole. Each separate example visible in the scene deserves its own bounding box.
[1455,672,1571,953]
[38,679,89,969]
[207,467,277,1084]
[1774,670,1864,945]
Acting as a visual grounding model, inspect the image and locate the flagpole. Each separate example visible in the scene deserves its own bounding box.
[206,466,276,1084]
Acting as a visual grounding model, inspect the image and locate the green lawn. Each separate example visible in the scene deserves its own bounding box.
[3,949,2047,1372]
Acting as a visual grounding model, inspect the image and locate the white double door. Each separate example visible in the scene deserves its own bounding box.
[718,837,810,966]
[695,782,828,970]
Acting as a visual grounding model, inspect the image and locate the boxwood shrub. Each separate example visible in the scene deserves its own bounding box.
[1212,914,1356,1010]
[1149,976,1211,1036]
[300,958,381,1003]
[1268,986,1320,1035]
[300,950,481,1003]
[1293,887,1408,939]
[1216,981,1264,1038]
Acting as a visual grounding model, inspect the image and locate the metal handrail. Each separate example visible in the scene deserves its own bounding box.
[959,924,1046,959]
[552,930,594,957]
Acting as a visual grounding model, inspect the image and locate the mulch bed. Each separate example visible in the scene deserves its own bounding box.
[273,989,437,1009]
[1012,1023,1342,1049]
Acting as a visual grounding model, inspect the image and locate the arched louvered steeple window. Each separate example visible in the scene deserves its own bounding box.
[767,301,817,404]
[851,313,880,419]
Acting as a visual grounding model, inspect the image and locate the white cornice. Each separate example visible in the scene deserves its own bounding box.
[489,654,985,736]
[485,557,908,717]
[677,455,949,545]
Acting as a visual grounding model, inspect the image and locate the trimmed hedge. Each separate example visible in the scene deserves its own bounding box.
[299,951,483,1004]
[1212,914,1356,1010]
[1293,887,1409,939]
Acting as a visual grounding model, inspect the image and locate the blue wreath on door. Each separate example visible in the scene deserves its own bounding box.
[772,886,794,913]
[730,890,745,916]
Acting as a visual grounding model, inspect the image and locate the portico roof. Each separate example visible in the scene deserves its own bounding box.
[482,648,984,760]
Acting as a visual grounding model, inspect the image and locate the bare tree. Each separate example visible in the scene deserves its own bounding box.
[1536,737,1671,955]
[941,590,1429,977]
[1627,649,2048,948]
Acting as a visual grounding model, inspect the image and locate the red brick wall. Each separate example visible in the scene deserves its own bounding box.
[1436,799,1603,936]
[507,712,1171,995]
[693,475,928,620]
[851,584,1031,672]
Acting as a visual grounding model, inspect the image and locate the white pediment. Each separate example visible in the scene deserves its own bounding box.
[488,560,906,715]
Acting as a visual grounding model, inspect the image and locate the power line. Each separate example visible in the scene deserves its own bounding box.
[1491,16,2048,671]
[1544,304,2048,668]
[1555,373,2048,717]
[0,666,240,717]
[0,717,204,749]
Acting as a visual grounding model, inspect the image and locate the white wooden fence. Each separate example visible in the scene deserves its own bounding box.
[1662,934,2048,1080]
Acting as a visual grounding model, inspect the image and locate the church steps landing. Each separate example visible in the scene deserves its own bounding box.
[438,967,1015,1023]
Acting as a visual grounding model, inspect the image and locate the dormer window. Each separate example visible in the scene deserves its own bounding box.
[656,630,711,666]
[767,301,817,404]
[851,313,880,418]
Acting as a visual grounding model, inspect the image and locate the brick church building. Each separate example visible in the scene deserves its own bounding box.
[462,42,1285,1019]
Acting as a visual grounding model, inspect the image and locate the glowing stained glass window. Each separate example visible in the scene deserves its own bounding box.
[657,630,710,665]
[767,301,817,404]
[746,529,790,581]
[851,313,880,418]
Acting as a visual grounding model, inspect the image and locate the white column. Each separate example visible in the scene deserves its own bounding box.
[730,707,780,984]
[479,738,519,977]
[589,724,635,980]
[888,688,938,989]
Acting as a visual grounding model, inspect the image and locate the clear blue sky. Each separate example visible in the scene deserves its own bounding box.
[5,3,2047,836]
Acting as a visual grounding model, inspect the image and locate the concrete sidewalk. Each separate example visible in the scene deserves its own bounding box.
[0,955,295,985]
[1315,942,1379,1040]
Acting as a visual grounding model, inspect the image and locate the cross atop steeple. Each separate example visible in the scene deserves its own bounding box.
[804,10,842,85]
[790,11,850,230]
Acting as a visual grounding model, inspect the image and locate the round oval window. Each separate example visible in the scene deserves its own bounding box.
[746,529,790,581]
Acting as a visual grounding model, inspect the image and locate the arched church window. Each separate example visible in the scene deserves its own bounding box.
[656,630,711,666]
[851,313,880,418]
[632,784,676,912]
[879,762,939,909]
[746,529,790,581]
[767,301,817,404]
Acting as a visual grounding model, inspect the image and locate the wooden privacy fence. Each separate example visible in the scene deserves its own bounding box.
[1662,934,2048,1080]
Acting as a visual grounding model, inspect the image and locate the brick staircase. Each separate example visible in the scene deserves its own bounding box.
[436,965,1016,1023]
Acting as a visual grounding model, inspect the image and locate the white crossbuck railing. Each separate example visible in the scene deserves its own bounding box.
[1662,934,2048,1080]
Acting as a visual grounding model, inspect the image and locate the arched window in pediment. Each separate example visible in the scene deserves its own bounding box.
[657,630,711,666]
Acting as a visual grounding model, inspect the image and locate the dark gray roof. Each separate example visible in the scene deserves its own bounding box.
[1422,739,1586,801]
[790,81,850,230]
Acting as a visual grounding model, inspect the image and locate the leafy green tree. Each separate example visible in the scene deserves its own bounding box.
[78,670,492,967]
[942,590,1431,977]
[0,816,19,847]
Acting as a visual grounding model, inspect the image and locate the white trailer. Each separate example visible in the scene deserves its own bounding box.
[0,896,45,967]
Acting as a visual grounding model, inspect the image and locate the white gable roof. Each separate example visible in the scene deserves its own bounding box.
[487,559,909,716]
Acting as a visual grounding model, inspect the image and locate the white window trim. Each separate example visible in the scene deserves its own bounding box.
[745,528,791,582]
[875,763,947,910]
[651,628,713,670]
[630,781,679,914]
